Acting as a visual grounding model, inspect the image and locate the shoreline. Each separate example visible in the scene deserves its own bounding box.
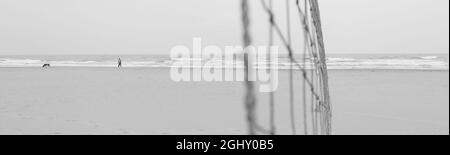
[1,67,449,72]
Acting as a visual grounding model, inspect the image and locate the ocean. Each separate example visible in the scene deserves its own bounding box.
[0,54,448,70]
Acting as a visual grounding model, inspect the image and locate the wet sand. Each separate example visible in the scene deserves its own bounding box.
[0,68,448,135]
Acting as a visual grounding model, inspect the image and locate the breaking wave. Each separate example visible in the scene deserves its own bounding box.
[0,55,448,70]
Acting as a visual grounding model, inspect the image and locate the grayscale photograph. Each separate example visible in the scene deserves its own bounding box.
[0,0,448,136]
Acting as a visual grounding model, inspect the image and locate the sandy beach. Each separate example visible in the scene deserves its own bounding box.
[0,67,447,135]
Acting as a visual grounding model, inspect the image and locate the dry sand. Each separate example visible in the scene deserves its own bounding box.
[0,68,448,135]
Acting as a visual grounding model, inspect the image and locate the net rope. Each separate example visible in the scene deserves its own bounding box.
[241,0,332,135]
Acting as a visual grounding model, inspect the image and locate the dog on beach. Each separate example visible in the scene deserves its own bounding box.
[42,64,51,68]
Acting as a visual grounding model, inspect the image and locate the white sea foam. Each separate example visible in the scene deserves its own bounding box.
[326,57,356,62]
[0,55,448,70]
[418,56,439,60]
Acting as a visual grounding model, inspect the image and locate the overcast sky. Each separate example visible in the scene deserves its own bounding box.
[0,0,448,55]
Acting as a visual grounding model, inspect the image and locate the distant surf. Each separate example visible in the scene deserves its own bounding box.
[0,54,448,70]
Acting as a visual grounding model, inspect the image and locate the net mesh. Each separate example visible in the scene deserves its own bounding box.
[241,0,332,135]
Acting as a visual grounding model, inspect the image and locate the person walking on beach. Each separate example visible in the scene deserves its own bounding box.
[118,57,122,68]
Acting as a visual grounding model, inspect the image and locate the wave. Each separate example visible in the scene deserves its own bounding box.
[0,56,448,70]
[326,57,356,62]
[418,56,439,60]
[0,58,42,64]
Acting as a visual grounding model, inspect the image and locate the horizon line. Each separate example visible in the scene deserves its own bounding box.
[0,53,448,56]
